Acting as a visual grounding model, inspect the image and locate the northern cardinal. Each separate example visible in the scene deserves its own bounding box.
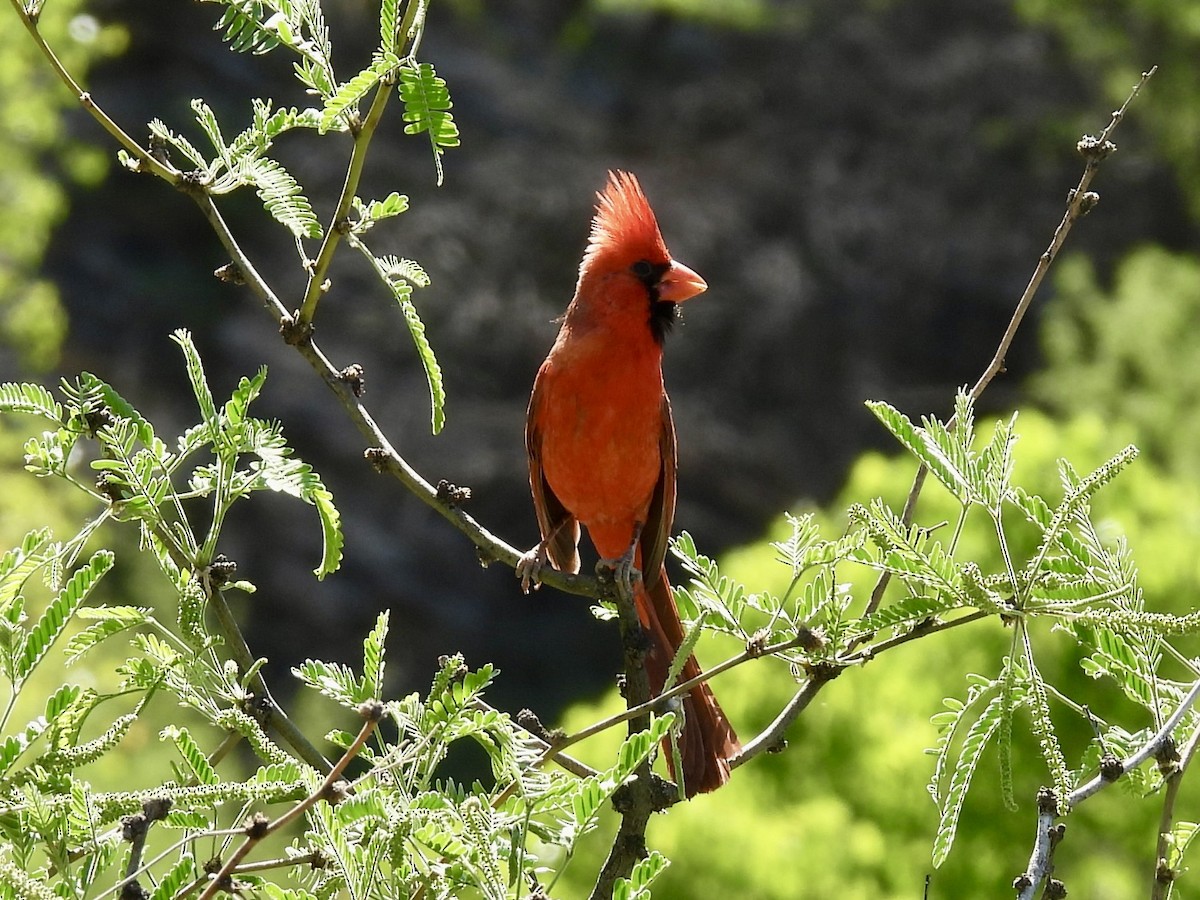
[520,171,740,797]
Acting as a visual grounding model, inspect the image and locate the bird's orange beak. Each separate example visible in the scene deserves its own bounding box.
[657,259,708,303]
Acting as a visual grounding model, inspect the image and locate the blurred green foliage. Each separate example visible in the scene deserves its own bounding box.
[554,408,1200,898]
[0,3,122,370]
[1034,247,1200,479]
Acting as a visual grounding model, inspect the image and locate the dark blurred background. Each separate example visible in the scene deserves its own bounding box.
[25,0,1188,718]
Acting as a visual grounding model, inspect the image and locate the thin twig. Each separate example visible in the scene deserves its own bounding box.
[544,630,817,767]
[7,0,179,182]
[297,77,394,326]
[860,67,1157,623]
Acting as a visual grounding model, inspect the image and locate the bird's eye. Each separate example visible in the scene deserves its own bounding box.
[631,260,655,280]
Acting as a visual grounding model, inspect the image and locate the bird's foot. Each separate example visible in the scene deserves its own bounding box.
[516,542,549,594]
[600,533,642,599]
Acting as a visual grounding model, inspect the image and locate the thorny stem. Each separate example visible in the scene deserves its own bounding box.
[860,67,1157,623]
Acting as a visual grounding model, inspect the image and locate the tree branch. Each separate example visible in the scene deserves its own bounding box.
[590,574,670,900]
[1016,677,1200,900]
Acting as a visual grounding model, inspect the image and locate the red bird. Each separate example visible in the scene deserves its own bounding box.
[520,171,740,797]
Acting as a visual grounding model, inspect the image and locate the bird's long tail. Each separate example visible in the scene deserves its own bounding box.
[636,565,740,797]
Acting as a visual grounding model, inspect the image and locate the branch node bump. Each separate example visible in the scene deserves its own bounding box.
[244,811,270,839]
[177,169,207,194]
[364,447,390,472]
[1044,878,1068,899]
[1036,785,1060,817]
[1076,134,1117,162]
[1098,753,1123,783]
[746,628,771,657]
[436,479,472,507]
[1048,823,1066,849]
[279,311,314,346]
[337,363,366,397]
[207,554,238,588]
[213,262,246,285]
[1156,858,1175,884]
[358,699,385,722]
[1155,734,1181,776]
[517,708,564,744]
[321,778,352,806]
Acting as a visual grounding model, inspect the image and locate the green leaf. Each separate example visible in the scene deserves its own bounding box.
[398,62,459,185]
[212,1,283,54]
[43,683,81,724]
[615,850,670,900]
[0,528,55,613]
[1022,628,1072,804]
[190,98,229,165]
[320,52,402,133]
[245,156,322,240]
[148,118,210,171]
[0,382,62,422]
[76,372,165,456]
[851,594,961,636]
[170,330,220,442]
[977,412,1018,512]
[162,726,219,786]
[352,192,410,233]
[931,688,1007,867]
[224,368,268,428]
[866,400,971,504]
[347,236,443,432]
[361,611,389,701]
[150,853,198,900]
[294,658,363,708]
[379,0,401,53]
[243,422,343,576]
[16,551,114,683]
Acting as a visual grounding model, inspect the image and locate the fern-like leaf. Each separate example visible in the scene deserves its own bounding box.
[0,383,62,422]
[211,1,283,54]
[162,726,219,786]
[171,330,221,443]
[66,606,149,662]
[398,62,459,185]
[150,853,198,900]
[931,688,1007,867]
[361,611,388,701]
[320,52,402,133]
[16,551,114,683]
[867,400,971,504]
[245,157,322,240]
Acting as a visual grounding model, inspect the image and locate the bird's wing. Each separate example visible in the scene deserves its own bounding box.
[640,394,678,591]
[526,376,581,574]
